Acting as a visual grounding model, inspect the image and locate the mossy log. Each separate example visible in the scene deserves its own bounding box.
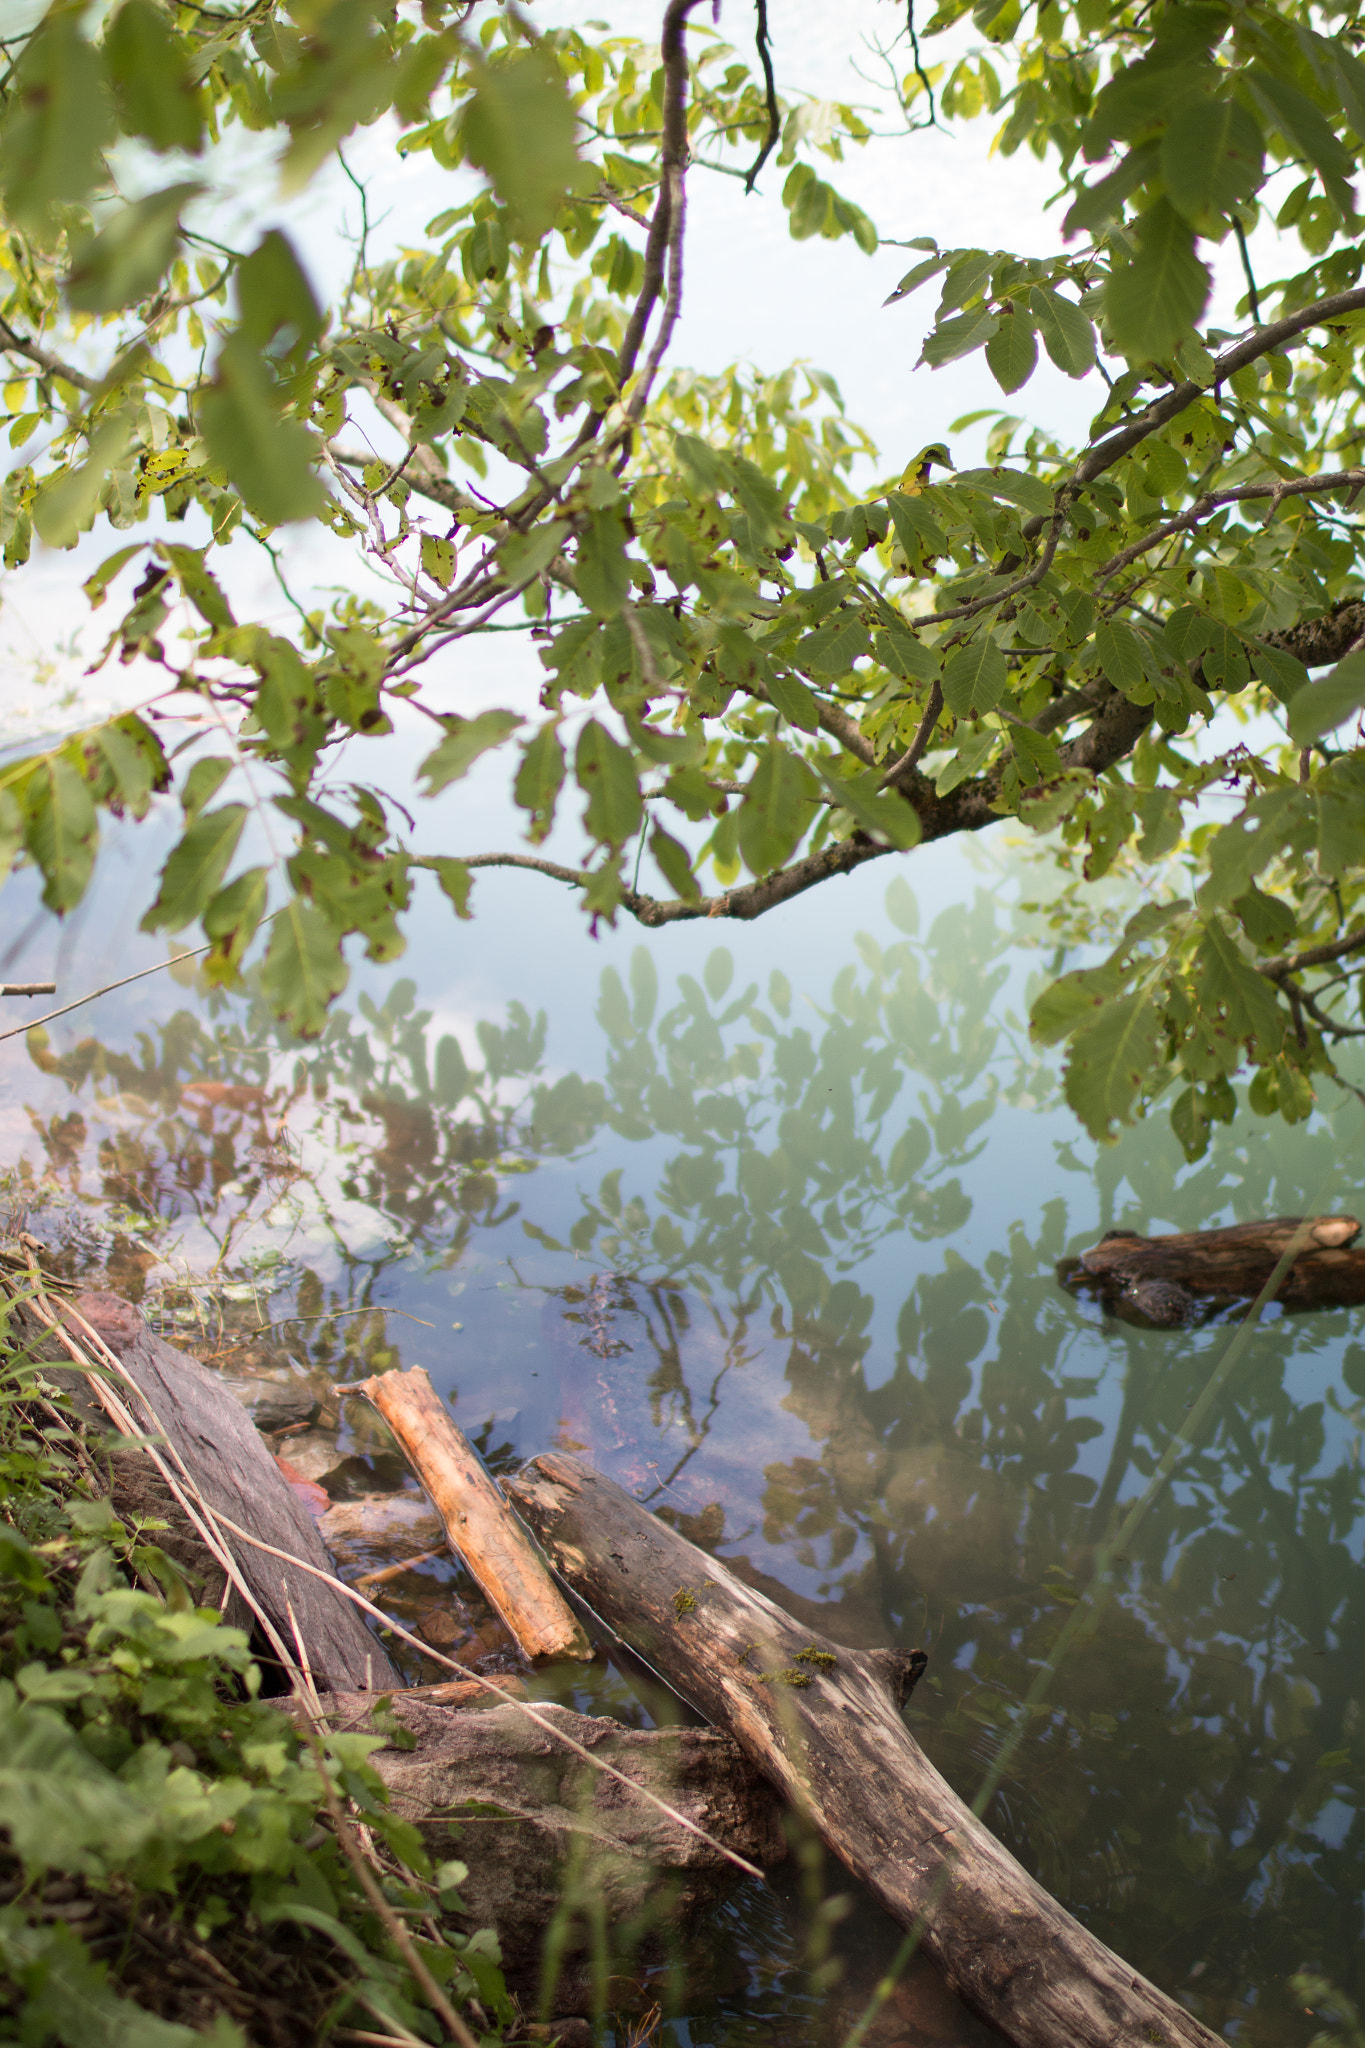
[297,1690,786,2012]
[506,1451,1222,2048]
[1058,1213,1364,1326]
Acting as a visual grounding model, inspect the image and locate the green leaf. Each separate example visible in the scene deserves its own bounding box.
[105,0,203,153]
[1063,991,1164,1138]
[920,307,999,369]
[815,763,921,850]
[1287,648,1365,744]
[67,182,200,314]
[883,249,949,304]
[259,898,348,1036]
[236,229,323,351]
[513,721,565,844]
[649,824,700,900]
[1093,619,1147,696]
[737,742,819,875]
[201,865,268,984]
[199,338,324,527]
[1245,66,1354,209]
[766,671,820,732]
[934,728,996,795]
[420,533,455,588]
[462,50,580,241]
[82,542,143,608]
[90,714,167,819]
[574,510,630,618]
[1160,98,1263,222]
[941,633,1007,717]
[157,542,235,630]
[140,804,247,933]
[427,855,473,918]
[1104,199,1211,362]
[796,613,871,677]
[1028,287,1096,377]
[23,758,97,914]
[576,719,641,847]
[1194,918,1283,1055]
[985,308,1038,394]
[417,709,522,795]
[0,8,110,230]
[32,417,133,550]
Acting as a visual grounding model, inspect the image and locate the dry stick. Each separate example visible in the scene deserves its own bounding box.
[0,946,210,1046]
[45,1285,764,1881]
[353,1547,447,1592]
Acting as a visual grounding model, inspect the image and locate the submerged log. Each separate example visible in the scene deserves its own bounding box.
[1058,1213,1364,1326]
[297,1690,786,2010]
[61,1291,402,1693]
[356,1366,591,1663]
[507,1452,1221,2048]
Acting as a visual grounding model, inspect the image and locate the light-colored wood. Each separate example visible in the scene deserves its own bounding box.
[508,1451,1223,2048]
[356,1367,591,1663]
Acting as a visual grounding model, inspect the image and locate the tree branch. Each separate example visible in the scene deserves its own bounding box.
[1095,469,1365,585]
[0,316,97,394]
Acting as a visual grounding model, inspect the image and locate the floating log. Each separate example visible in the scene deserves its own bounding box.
[1058,1213,1365,1325]
[357,1366,591,1663]
[59,1291,402,1693]
[291,1689,785,2012]
[507,1452,1221,2048]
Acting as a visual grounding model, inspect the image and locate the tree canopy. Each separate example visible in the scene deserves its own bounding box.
[5,0,1365,1153]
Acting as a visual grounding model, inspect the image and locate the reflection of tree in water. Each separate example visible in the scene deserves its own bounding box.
[7,880,1365,2041]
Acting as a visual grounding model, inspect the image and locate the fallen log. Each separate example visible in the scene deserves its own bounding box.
[507,1452,1221,2048]
[356,1366,591,1663]
[291,1690,786,2012]
[55,1290,403,1693]
[1058,1213,1364,1325]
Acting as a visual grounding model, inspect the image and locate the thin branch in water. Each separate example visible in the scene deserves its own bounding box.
[742,0,780,193]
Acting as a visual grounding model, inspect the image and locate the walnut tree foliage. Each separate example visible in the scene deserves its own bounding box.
[8,0,1365,1156]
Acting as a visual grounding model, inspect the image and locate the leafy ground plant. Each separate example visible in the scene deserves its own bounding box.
[0,1287,513,2046]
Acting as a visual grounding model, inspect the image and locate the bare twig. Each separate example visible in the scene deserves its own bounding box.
[0,945,210,1047]
[742,1,781,193]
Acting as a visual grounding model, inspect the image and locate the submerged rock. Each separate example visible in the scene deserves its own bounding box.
[216,1373,319,1433]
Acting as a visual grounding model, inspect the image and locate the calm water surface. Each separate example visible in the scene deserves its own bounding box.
[1,809,1362,2047]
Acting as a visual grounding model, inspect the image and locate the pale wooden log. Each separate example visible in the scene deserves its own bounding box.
[1059,1213,1365,1325]
[356,1367,591,1663]
[507,1451,1222,2048]
[63,1292,402,1693]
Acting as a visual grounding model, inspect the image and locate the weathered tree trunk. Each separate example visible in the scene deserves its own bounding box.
[62,1291,402,1692]
[294,1690,786,2011]
[1058,1213,1363,1325]
[357,1366,591,1662]
[507,1452,1222,2048]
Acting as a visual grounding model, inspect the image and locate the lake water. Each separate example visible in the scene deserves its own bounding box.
[1,795,1362,2048]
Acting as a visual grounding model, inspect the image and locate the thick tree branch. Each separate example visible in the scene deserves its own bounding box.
[614,0,704,398]
[1265,598,1365,670]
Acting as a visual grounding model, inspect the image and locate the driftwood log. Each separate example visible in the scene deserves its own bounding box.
[58,1291,402,1693]
[293,1691,786,2010]
[356,1366,591,1662]
[508,1451,1221,2048]
[1058,1213,1364,1325]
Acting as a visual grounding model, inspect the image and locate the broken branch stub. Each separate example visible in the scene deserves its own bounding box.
[507,1451,1222,2048]
[356,1367,591,1663]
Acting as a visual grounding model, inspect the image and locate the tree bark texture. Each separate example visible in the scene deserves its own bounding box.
[1058,1215,1364,1325]
[64,1291,402,1692]
[298,1690,786,2009]
[356,1366,591,1662]
[506,1451,1222,2048]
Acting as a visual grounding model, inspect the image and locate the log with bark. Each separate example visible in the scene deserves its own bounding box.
[507,1451,1222,2048]
[40,1289,403,1693]
[286,1689,786,2013]
[355,1365,591,1663]
[1058,1213,1364,1325]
